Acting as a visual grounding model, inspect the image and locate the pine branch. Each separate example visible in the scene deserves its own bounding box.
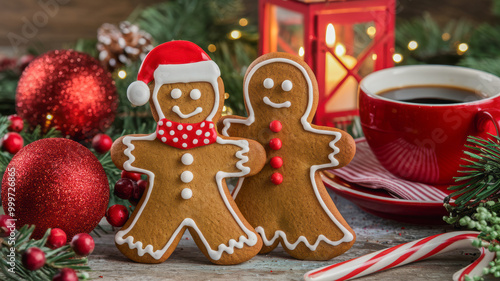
[0,225,90,281]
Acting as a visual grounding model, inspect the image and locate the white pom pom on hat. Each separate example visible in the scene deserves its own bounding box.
[126,40,217,106]
[127,81,150,106]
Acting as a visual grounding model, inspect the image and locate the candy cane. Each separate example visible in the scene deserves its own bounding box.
[304,231,495,281]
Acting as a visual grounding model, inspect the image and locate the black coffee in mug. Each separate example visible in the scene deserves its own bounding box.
[378,85,486,104]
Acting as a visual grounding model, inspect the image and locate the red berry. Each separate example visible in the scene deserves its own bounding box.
[270,172,283,185]
[114,178,136,200]
[91,134,113,154]
[7,115,24,132]
[269,156,283,169]
[269,138,282,150]
[1,132,23,154]
[47,228,67,249]
[70,233,95,256]
[22,247,46,271]
[121,170,142,181]
[133,180,147,201]
[52,268,78,281]
[269,120,282,133]
[0,214,14,237]
[106,204,129,227]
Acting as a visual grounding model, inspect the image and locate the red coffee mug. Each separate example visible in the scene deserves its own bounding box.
[359,65,500,184]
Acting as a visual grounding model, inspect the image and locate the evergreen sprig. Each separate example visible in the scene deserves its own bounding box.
[0,225,90,281]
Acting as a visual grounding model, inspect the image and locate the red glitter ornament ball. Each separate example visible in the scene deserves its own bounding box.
[16,50,118,141]
[1,138,109,239]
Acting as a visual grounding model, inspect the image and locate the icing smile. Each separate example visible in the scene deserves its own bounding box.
[263,97,291,108]
[172,105,203,118]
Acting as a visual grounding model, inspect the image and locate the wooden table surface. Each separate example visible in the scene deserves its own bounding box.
[88,191,487,281]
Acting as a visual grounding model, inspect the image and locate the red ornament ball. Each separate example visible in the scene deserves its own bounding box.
[114,178,136,200]
[22,247,46,271]
[269,156,283,169]
[269,120,282,133]
[270,172,283,185]
[92,134,113,154]
[52,268,78,281]
[106,204,129,227]
[0,214,14,237]
[70,233,95,256]
[269,138,282,150]
[1,138,109,239]
[16,50,118,141]
[121,170,142,181]
[8,114,24,132]
[1,132,24,154]
[47,228,67,249]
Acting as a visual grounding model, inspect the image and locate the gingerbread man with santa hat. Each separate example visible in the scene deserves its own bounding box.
[111,41,266,265]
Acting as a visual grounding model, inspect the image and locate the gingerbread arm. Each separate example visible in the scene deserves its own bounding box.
[214,136,266,177]
[218,115,253,138]
[111,134,156,171]
[305,125,356,169]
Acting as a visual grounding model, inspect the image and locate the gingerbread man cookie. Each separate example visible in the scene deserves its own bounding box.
[111,41,266,265]
[219,52,356,260]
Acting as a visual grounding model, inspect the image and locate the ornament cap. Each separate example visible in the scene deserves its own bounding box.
[127,80,150,106]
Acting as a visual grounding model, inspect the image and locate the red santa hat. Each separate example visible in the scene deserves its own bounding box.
[127,41,221,111]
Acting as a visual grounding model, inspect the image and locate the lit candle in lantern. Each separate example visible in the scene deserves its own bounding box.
[325,24,358,112]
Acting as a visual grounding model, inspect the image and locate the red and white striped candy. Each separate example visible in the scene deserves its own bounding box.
[304,231,494,281]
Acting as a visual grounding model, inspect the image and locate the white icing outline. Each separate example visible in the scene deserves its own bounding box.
[223,57,354,250]
[115,135,258,260]
[151,60,220,122]
[172,105,203,119]
[263,97,291,108]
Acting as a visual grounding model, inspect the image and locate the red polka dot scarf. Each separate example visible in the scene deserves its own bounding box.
[156,119,217,149]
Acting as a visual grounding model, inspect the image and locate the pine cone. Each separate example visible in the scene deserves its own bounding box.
[97,21,153,72]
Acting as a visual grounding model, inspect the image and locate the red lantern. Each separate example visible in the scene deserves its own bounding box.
[259,0,395,127]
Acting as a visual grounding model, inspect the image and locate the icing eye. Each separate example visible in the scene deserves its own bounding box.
[281,80,293,92]
[190,89,201,100]
[263,78,274,89]
[171,88,182,99]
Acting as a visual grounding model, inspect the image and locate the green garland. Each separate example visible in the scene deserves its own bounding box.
[0,226,90,281]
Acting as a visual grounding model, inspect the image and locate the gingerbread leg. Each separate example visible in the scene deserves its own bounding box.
[188,205,263,265]
[115,199,188,263]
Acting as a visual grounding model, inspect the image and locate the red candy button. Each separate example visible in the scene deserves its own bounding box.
[270,172,283,185]
[269,138,282,150]
[270,156,283,169]
[269,120,282,133]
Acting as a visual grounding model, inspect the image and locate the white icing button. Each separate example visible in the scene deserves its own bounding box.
[209,123,214,129]
[158,121,163,126]
[170,130,175,135]
[201,122,205,128]
[196,129,202,136]
[193,139,198,144]
[181,153,194,165]
[263,78,274,89]
[204,139,210,144]
[190,89,201,100]
[158,130,164,135]
[171,88,182,99]
[282,80,293,91]
[177,124,183,130]
[182,143,187,148]
[204,132,210,137]
[173,138,178,143]
[187,125,193,131]
[161,137,167,142]
[181,188,192,200]
[166,121,172,127]
[182,134,188,139]
[180,171,193,183]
